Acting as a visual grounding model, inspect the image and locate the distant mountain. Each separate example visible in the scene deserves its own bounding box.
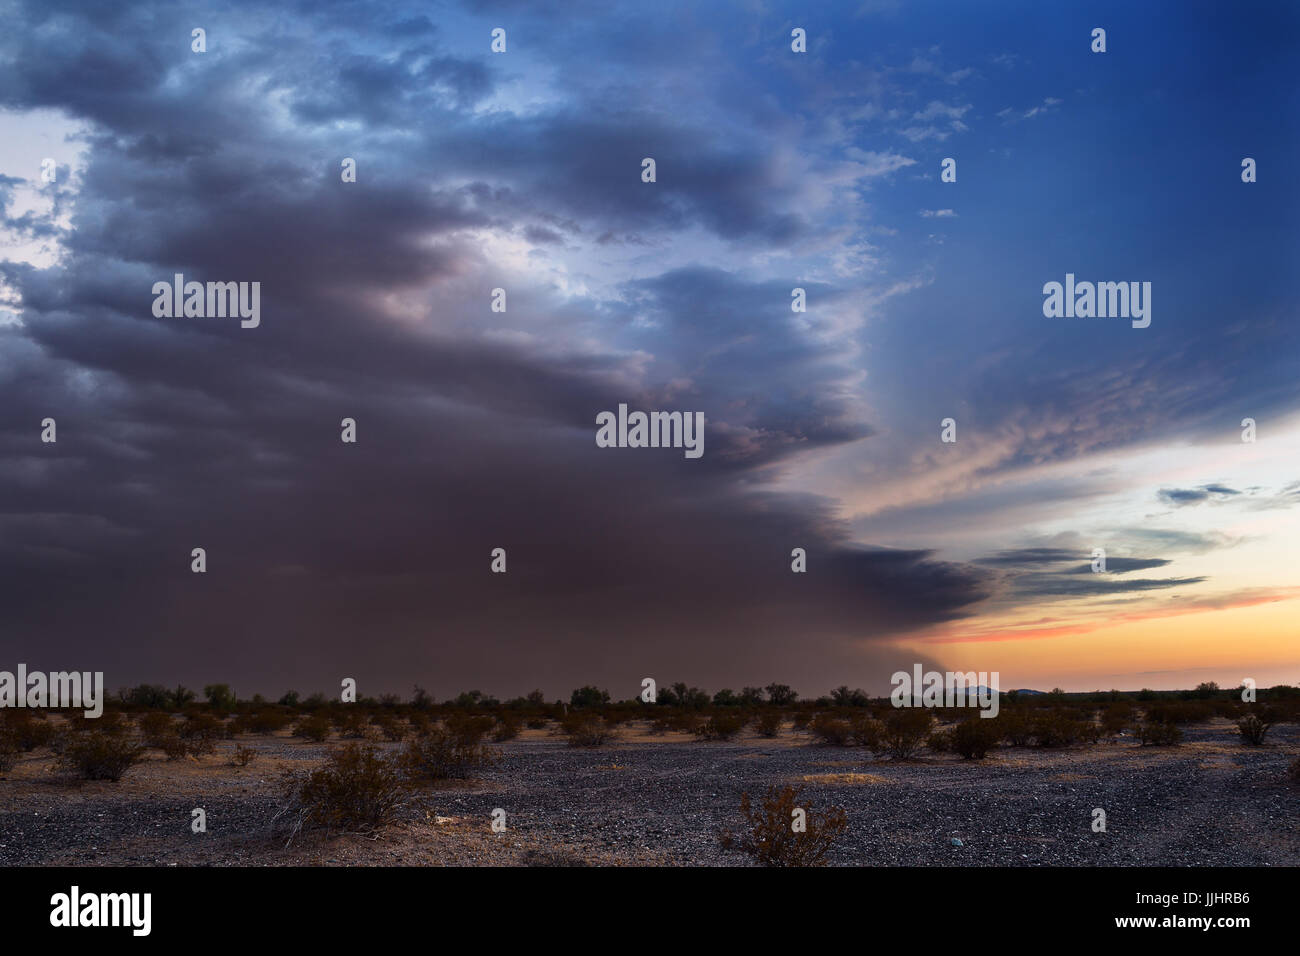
[1007,688,1046,695]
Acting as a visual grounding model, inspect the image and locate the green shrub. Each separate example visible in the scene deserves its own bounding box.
[719,785,847,867]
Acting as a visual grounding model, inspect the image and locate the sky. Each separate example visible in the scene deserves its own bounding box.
[0,0,1296,701]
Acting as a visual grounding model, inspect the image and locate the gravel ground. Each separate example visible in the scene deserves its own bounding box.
[1,718,1297,866]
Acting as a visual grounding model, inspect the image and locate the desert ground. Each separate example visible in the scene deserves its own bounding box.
[1,717,1297,866]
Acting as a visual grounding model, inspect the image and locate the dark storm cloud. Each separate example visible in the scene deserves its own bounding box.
[976,549,1171,574]
[0,0,983,697]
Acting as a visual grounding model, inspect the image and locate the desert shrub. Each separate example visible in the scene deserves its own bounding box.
[403,727,501,780]
[850,716,884,750]
[230,745,257,767]
[236,709,290,735]
[1237,713,1272,746]
[371,713,408,742]
[58,733,145,781]
[283,743,407,841]
[525,715,549,730]
[408,712,433,735]
[334,710,373,740]
[719,785,847,867]
[753,712,783,738]
[882,708,933,759]
[669,712,703,734]
[808,714,853,746]
[492,715,521,742]
[791,711,812,731]
[179,714,223,753]
[0,711,57,751]
[293,715,332,742]
[1145,700,1212,725]
[138,712,176,746]
[951,718,1001,759]
[1137,719,1183,746]
[927,729,952,753]
[0,730,19,772]
[695,714,745,741]
[1032,709,1092,748]
[1289,755,1300,785]
[67,710,129,736]
[158,734,192,760]
[997,712,1034,747]
[444,714,495,745]
[563,715,617,747]
[1101,702,1134,736]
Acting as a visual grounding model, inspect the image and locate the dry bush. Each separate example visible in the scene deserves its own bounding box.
[280,743,407,843]
[996,712,1034,746]
[408,712,434,735]
[1137,719,1183,746]
[0,730,19,772]
[927,728,953,753]
[882,708,933,759]
[1101,702,1134,735]
[695,714,745,741]
[1031,709,1097,748]
[1237,713,1272,745]
[1144,700,1213,725]
[563,714,617,747]
[525,715,549,730]
[371,713,408,742]
[719,785,847,867]
[158,734,192,760]
[0,711,56,751]
[293,715,332,742]
[403,727,501,780]
[232,709,290,736]
[851,715,884,749]
[951,718,1001,759]
[334,710,373,740]
[58,732,145,781]
[791,712,812,731]
[179,714,224,753]
[1288,755,1300,785]
[808,714,854,746]
[444,714,496,744]
[230,745,257,767]
[753,712,783,738]
[137,712,176,747]
[492,715,521,742]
